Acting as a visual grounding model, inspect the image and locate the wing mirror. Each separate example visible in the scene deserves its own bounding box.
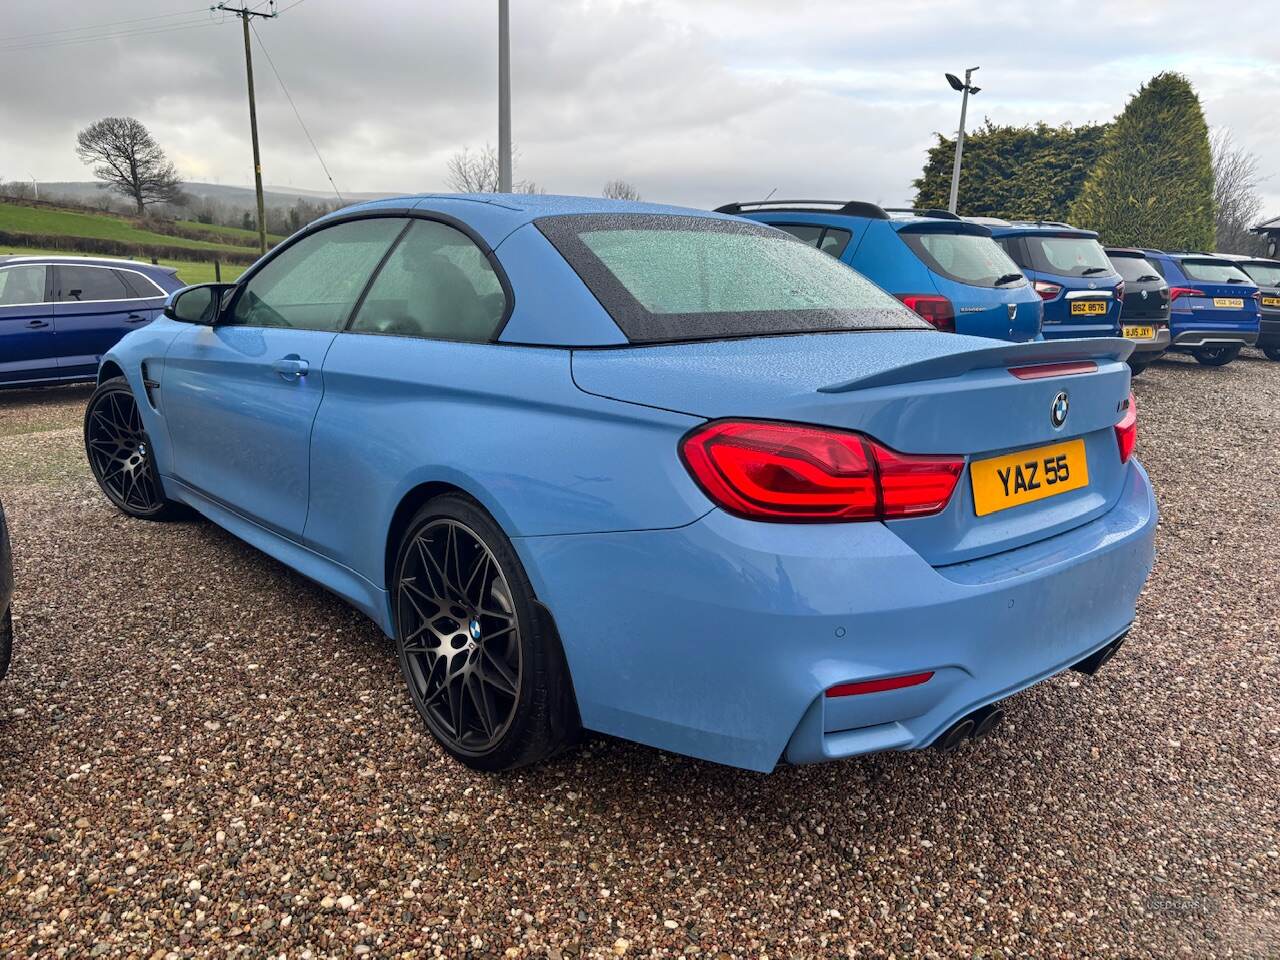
[164,283,236,325]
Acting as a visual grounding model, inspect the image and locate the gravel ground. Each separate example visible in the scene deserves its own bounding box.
[0,354,1277,959]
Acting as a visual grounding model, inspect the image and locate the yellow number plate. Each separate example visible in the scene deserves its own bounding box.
[1071,300,1108,316]
[971,439,1089,517]
[1123,325,1155,339]
[1262,296,1280,308]
[1213,297,1244,308]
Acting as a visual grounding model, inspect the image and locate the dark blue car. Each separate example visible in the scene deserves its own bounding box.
[721,201,1041,342]
[0,255,185,388]
[1141,250,1261,366]
[978,220,1124,340]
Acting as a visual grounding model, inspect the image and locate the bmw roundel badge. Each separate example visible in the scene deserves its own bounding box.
[1051,391,1069,429]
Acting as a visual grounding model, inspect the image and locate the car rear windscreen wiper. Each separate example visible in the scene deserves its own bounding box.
[1226,277,1247,283]
[1081,266,1111,275]
[994,273,1023,286]
[1136,274,1161,282]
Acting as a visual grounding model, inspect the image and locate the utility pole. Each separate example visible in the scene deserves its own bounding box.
[497,0,512,193]
[217,1,277,254]
[945,66,980,215]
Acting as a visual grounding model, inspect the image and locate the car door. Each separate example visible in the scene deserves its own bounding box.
[161,216,407,538]
[0,263,56,386]
[52,263,153,379]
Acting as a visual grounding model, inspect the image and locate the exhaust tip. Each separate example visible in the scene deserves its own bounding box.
[971,705,1005,740]
[934,717,975,753]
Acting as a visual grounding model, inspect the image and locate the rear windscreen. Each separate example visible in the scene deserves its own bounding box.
[1240,262,1280,286]
[899,231,1024,288]
[536,214,928,343]
[1180,259,1254,284]
[1107,254,1162,283]
[1024,235,1115,278]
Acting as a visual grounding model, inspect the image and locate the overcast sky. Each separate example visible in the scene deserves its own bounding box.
[2,0,1278,215]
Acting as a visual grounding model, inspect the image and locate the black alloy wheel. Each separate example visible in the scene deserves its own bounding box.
[1263,345,1280,362]
[84,378,183,520]
[1192,345,1241,367]
[393,494,578,771]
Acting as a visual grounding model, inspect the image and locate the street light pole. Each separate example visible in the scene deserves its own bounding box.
[497,0,512,193]
[947,66,980,215]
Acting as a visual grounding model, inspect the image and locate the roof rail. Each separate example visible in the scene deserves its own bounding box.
[883,207,961,221]
[714,200,890,220]
[1007,219,1074,229]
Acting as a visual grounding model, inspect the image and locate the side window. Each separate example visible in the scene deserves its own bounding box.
[1148,258,1168,279]
[230,218,406,331]
[819,229,852,258]
[114,270,163,299]
[58,266,131,302]
[350,219,508,342]
[0,265,48,305]
[998,238,1030,269]
[776,225,823,247]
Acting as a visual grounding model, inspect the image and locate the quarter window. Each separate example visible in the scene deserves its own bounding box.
[0,265,47,305]
[774,224,852,259]
[57,265,131,302]
[350,219,507,342]
[230,218,406,331]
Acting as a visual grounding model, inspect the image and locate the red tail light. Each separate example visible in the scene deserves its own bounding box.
[826,671,934,698]
[1115,391,1137,463]
[1008,360,1098,380]
[1116,280,1126,301]
[680,420,964,522]
[1169,286,1200,302]
[896,294,955,332]
[1033,280,1062,300]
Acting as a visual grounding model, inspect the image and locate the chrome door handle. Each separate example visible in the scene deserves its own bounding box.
[272,356,309,380]
[26,319,50,329]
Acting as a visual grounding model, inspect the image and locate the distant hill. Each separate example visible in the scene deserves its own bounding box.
[37,181,406,211]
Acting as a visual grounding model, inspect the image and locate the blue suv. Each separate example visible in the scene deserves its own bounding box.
[0,255,185,388]
[1141,250,1261,366]
[977,220,1123,340]
[719,200,1041,342]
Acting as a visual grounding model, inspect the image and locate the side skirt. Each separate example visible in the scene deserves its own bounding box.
[165,475,394,636]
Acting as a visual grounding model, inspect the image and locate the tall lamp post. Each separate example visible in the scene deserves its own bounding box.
[497,0,512,193]
[945,67,980,215]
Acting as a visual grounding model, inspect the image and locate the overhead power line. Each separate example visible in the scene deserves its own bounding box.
[0,16,222,53]
[0,6,211,45]
[250,21,343,204]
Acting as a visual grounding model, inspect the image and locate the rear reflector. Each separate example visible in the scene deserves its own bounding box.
[1008,360,1098,380]
[826,671,934,698]
[1115,391,1137,463]
[680,420,963,522]
[896,294,955,333]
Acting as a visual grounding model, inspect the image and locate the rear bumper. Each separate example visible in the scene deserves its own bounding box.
[1259,317,1280,349]
[516,461,1158,772]
[1126,326,1171,362]
[1171,328,1259,348]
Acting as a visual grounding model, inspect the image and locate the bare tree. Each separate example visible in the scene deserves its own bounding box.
[1211,128,1268,255]
[445,144,542,194]
[602,179,641,201]
[75,117,184,216]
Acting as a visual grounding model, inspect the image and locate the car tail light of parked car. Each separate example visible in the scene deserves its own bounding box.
[1169,286,1200,301]
[680,419,964,522]
[1115,392,1137,464]
[1034,280,1062,300]
[895,293,955,332]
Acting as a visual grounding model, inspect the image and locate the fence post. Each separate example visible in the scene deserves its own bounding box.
[214,259,222,282]
[151,257,159,265]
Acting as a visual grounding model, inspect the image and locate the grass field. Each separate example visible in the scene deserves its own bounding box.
[0,201,271,257]
[0,245,249,285]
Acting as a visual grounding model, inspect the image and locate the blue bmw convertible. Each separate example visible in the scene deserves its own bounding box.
[84,194,1157,772]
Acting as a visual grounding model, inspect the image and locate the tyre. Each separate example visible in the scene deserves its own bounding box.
[1128,361,1150,377]
[392,493,579,771]
[0,607,11,682]
[1264,346,1280,362]
[84,378,187,521]
[1192,345,1241,367]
